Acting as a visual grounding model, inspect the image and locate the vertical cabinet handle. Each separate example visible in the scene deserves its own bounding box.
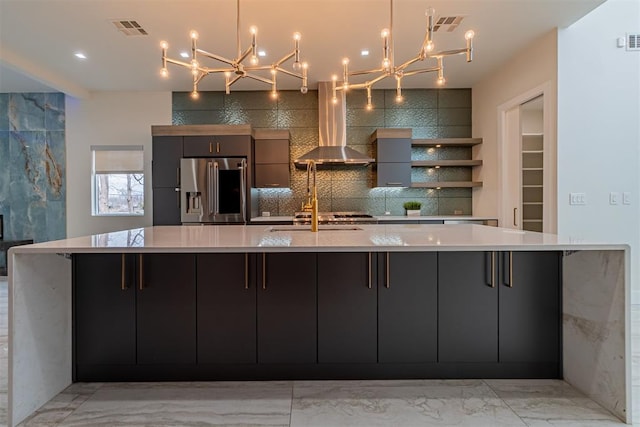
[121,254,128,290]
[485,252,495,287]
[262,253,266,290]
[513,207,518,227]
[209,142,213,153]
[385,252,390,288]
[139,254,144,290]
[368,253,372,289]
[176,167,180,186]
[216,142,220,153]
[245,253,249,290]
[503,251,513,288]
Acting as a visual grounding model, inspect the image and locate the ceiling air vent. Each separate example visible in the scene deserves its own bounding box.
[433,16,465,32]
[112,20,148,36]
[627,34,640,51]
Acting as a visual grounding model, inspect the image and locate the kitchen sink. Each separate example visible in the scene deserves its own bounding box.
[268,226,363,232]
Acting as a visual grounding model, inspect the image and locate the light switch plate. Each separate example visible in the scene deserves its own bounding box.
[623,192,631,205]
[569,193,586,205]
[610,192,620,205]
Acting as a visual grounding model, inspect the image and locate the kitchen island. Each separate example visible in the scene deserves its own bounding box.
[7,224,632,425]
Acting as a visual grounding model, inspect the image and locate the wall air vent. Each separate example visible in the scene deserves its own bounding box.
[433,16,465,32]
[627,34,640,51]
[112,20,148,36]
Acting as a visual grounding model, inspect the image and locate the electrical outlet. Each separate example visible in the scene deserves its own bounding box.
[610,192,620,205]
[623,192,631,205]
[569,193,586,205]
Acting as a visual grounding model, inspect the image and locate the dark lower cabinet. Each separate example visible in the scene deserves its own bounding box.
[378,252,438,363]
[75,254,136,366]
[197,253,256,364]
[438,252,498,363]
[257,253,317,364]
[499,251,560,364]
[318,253,377,363]
[136,254,196,364]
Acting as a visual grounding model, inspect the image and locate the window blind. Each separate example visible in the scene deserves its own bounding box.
[92,145,144,174]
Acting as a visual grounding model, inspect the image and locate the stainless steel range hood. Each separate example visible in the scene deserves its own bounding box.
[294,82,374,167]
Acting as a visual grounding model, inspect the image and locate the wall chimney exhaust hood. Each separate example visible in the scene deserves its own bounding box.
[294,82,374,168]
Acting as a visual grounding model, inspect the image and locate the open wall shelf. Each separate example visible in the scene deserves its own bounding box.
[410,138,483,188]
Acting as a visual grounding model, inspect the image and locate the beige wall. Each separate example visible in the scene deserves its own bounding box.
[471,30,558,221]
[65,91,172,238]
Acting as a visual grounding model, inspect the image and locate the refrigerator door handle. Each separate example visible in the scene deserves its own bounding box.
[207,161,214,216]
[213,161,220,215]
[239,159,247,223]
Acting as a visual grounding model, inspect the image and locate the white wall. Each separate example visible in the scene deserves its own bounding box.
[65,91,172,237]
[557,0,640,302]
[472,30,558,221]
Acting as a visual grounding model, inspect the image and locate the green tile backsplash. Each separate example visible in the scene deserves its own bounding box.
[172,88,472,216]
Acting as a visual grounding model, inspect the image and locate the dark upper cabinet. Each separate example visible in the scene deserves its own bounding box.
[257,252,317,364]
[152,187,181,225]
[317,253,377,363]
[499,251,561,364]
[152,136,183,189]
[371,130,412,187]
[136,253,197,365]
[183,135,251,157]
[438,251,498,363]
[74,253,136,366]
[253,135,290,188]
[197,253,257,364]
[378,252,438,363]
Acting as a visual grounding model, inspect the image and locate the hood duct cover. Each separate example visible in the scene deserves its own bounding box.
[294,82,374,167]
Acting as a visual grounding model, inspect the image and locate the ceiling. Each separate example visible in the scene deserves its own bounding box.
[0,0,606,97]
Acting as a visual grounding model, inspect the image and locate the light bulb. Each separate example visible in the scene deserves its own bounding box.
[342,57,349,65]
[382,58,390,69]
[270,68,277,76]
[366,103,373,111]
[395,95,403,103]
[381,28,389,38]
[332,96,338,105]
[225,71,232,78]
[465,30,475,40]
[293,32,301,41]
[160,41,168,49]
[270,91,278,100]
[190,30,199,40]
[300,86,308,94]
[250,55,259,65]
[292,61,302,71]
[425,7,435,17]
[191,90,199,99]
[250,26,258,35]
[160,67,168,78]
[425,41,434,52]
[437,77,446,86]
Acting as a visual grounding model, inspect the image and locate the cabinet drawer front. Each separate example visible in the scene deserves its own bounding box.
[254,164,290,188]
[377,138,411,163]
[255,139,289,164]
[183,135,251,157]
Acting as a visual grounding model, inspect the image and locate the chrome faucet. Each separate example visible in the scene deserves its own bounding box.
[300,160,319,232]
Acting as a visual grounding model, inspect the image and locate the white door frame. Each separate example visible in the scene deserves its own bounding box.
[497,81,557,233]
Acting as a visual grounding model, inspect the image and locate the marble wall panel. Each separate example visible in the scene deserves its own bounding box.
[173,88,472,216]
[0,93,66,242]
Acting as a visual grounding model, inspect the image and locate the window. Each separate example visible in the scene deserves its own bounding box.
[92,146,144,216]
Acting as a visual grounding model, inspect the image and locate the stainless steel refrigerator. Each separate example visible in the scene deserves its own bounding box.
[180,158,247,224]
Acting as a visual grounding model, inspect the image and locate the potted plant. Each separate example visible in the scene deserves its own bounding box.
[403,201,422,216]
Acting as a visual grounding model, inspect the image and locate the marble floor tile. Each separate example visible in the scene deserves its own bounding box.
[59,381,293,426]
[290,379,527,426]
[485,380,624,425]
[18,383,105,426]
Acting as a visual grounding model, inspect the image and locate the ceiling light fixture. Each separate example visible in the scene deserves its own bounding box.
[331,0,474,109]
[159,0,308,99]
[74,52,87,59]
[179,51,190,58]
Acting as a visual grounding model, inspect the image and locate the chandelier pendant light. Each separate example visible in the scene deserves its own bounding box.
[160,0,308,99]
[331,0,475,109]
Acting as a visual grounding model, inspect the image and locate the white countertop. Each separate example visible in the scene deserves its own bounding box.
[9,224,627,253]
[249,215,497,223]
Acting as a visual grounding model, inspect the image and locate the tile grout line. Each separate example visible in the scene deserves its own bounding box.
[289,381,294,427]
[481,379,531,427]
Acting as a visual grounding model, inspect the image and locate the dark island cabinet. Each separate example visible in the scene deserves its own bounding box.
[136,254,196,365]
[318,253,377,363]
[499,251,561,364]
[197,253,256,364]
[257,253,317,364]
[74,253,136,366]
[378,252,438,363]
[438,251,498,363]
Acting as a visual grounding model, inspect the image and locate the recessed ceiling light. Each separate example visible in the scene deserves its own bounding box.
[361,49,370,56]
[180,51,189,58]
[74,52,87,59]
[258,50,267,57]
